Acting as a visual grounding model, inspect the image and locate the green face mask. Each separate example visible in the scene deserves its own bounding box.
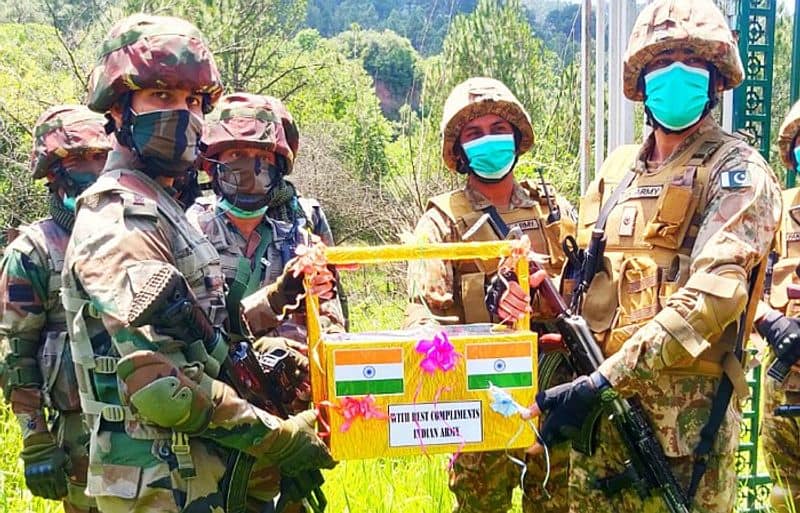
[644,62,710,131]
[793,146,800,171]
[462,133,516,181]
[218,198,267,219]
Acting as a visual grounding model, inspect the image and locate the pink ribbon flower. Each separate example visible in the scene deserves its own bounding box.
[415,331,460,373]
[332,395,387,433]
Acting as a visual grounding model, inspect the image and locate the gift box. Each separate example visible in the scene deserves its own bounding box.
[305,241,539,460]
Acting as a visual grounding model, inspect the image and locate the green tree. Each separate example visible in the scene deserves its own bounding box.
[333,28,420,117]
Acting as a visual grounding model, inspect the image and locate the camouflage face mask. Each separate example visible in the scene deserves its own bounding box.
[216,156,280,211]
[129,109,203,177]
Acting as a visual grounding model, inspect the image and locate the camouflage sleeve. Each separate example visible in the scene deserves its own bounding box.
[599,144,782,395]
[405,208,457,327]
[68,192,182,344]
[312,204,345,333]
[0,234,51,439]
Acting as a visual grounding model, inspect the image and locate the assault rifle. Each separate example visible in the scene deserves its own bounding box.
[477,212,690,513]
[525,261,690,513]
[127,269,327,513]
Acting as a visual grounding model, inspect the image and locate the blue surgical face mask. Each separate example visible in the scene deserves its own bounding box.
[644,62,710,131]
[461,133,516,181]
[793,146,800,171]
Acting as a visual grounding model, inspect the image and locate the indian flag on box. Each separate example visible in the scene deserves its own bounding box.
[334,348,404,396]
[466,341,533,390]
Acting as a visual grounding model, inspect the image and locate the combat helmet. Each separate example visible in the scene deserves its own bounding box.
[30,105,112,179]
[86,13,223,114]
[203,93,300,174]
[440,77,534,172]
[623,0,743,101]
[779,100,800,169]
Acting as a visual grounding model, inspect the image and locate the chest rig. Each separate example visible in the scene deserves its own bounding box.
[14,219,80,412]
[428,179,574,324]
[577,131,742,376]
[63,169,225,434]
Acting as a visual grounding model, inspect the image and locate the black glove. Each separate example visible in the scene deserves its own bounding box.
[20,433,69,500]
[757,310,800,382]
[535,371,609,447]
[485,269,516,316]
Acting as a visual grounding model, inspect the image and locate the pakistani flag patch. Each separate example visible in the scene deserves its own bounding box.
[334,348,404,396]
[465,341,533,390]
[720,170,751,189]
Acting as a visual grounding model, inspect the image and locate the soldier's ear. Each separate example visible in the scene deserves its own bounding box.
[109,103,124,131]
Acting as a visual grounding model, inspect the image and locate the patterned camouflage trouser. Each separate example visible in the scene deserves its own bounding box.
[449,353,572,513]
[91,437,231,513]
[569,415,736,513]
[762,369,800,513]
[56,411,97,513]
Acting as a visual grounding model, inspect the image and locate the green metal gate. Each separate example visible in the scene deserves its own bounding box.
[733,1,777,511]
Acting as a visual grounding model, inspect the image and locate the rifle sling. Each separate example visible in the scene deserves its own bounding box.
[686,262,761,502]
[597,169,638,234]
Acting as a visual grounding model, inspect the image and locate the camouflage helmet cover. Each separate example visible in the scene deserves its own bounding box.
[86,14,224,113]
[779,100,800,169]
[623,0,743,101]
[30,105,112,179]
[440,77,534,172]
[202,92,300,173]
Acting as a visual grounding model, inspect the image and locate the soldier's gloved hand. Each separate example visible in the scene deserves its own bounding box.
[757,310,800,382]
[267,410,337,476]
[526,371,610,453]
[267,260,337,317]
[485,268,550,324]
[20,432,69,500]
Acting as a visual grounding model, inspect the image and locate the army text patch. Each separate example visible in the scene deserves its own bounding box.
[720,170,752,189]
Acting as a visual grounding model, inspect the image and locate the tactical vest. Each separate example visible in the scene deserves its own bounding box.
[12,219,80,412]
[427,179,574,324]
[577,130,751,379]
[189,196,319,337]
[62,168,226,437]
[765,187,800,388]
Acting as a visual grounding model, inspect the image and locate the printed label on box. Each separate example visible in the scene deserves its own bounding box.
[388,401,483,447]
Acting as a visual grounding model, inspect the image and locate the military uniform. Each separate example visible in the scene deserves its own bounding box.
[186,195,344,341]
[407,177,575,513]
[0,105,112,513]
[760,100,800,512]
[0,221,94,513]
[572,118,780,512]
[61,15,333,513]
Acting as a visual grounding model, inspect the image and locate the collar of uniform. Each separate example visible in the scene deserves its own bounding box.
[463,178,536,212]
[636,116,720,174]
[104,148,147,174]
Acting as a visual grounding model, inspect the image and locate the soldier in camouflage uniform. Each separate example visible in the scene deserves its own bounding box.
[405,76,575,513]
[189,92,344,344]
[511,1,781,512]
[752,100,800,512]
[0,105,111,513]
[188,92,345,511]
[60,14,334,513]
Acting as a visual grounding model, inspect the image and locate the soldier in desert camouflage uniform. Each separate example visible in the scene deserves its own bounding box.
[405,76,576,513]
[0,104,111,513]
[506,1,781,512]
[188,92,345,512]
[60,14,334,513]
[750,100,800,512]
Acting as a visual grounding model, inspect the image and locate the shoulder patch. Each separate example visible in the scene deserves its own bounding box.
[120,192,158,220]
[720,170,752,189]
